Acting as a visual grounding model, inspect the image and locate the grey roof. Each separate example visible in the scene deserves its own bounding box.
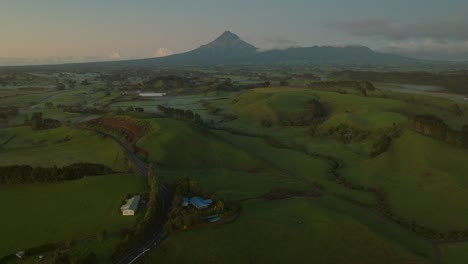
[121,195,141,211]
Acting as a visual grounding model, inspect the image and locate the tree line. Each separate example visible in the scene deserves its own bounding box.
[277,98,327,127]
[111,164,163,262]
[370,124,403,157]
[25,112,62,130]
[163,177,239,233]
[135,164,162,235]
[157,105,203,124]
[0,163,113,184]
[329,70,468,94]
[0,106,19,118]
[409,114,468,147]
[201,100,239,122]
[307,81,376,96]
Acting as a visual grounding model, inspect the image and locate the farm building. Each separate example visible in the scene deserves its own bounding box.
[181,197,189,207]
[16,251,25,259]
[120,195,141,216]
[181,196,213,209]
[182,196,213,210]
[190,196,213,210]
[139,92,166,97]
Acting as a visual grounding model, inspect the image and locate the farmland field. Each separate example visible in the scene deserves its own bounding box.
[0,173,146,256]
[0,126,127,170]
[146,197,432,264]
[1,66,468,264]
[140,85,468,264]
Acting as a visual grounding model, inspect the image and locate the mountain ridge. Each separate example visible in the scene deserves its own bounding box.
[1,31,431,68]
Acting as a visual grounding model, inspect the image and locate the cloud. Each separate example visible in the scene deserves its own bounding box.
[329,19,468,41]
[245,37,300,51]
[380,39,468,60]
[152,48,173,57]
[0,56,101,66]
[108,51,122,60]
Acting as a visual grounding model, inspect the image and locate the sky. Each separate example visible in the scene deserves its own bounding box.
[1,0,468,65]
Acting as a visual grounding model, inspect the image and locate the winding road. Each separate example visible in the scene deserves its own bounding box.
[93,130,172,264]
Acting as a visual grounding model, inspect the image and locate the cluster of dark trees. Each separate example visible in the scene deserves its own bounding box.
[55,83,66,90]
[59,104,104,114]
[0,74,20,86]
[370,124,403,157]
[277,99,327,127]
[111,164,162,262]
[157,105,203,123]
[235,81,271,90]
[329,70,468,94]
[0,106,19,116]
[201,101,221,115]
[44,102,54,108]
[0,163,113,184]
[145,75,197,92]
[27,112,61,130]
[323,123,370,143]
[122,106,144,113]
[135,164,162,234]
[0,106,18,120]
[201,101,238,122]
[409,115,468,147]
[307,81,375,96]
[164,177,239,233]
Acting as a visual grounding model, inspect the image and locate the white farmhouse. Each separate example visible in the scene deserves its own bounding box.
[120,195,141,216]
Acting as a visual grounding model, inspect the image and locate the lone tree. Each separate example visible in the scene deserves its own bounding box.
[462,124,468,146]
[55,83,66,90]
[30,112,43,130]
[23,115,30,125]
[452,104,463,116]
[147,163,161,198]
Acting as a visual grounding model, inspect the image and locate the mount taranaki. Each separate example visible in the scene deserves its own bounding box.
[12,31,420,68]
[129,31,416,66]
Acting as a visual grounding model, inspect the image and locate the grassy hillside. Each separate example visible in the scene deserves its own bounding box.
[345,130,468,230]
[138,118,265,170]
[222,88,468,231]
[142,86,467,263]
[221,87,466,129]
[3,82,467,263]
[146,197,431,264]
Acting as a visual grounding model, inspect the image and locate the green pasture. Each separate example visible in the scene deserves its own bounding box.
[0,126,127,170]
[146,197,432,264]
[0,174,146,256]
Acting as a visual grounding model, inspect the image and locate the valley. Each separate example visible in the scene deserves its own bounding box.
[0,27,467,264]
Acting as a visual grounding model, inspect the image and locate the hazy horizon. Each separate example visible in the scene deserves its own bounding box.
[1,0,468,65]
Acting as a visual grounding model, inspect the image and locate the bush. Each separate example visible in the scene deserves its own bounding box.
[261,118,273,127]
[324,123,370,143]
[0,163,113,184]
[278,99,327,127]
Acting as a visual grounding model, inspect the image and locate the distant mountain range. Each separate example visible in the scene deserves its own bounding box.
[128,31,417,66]
[3,31,461,68]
